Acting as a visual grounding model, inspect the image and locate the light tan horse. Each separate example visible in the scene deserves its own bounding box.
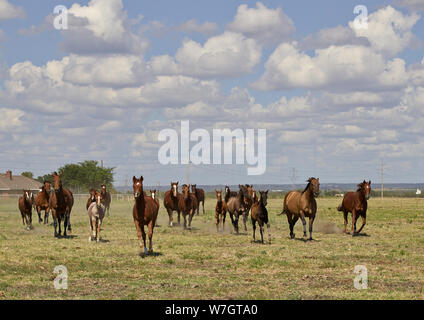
[87,191,105,242]
[280,178,320,240]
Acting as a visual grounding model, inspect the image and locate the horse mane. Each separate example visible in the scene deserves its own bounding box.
[302,177,317,194]
[356,181,366,192]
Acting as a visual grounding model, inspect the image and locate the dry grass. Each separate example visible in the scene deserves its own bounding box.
[0,196,423,300]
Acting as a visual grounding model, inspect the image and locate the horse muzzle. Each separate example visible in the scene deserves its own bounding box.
[314,192,320,197]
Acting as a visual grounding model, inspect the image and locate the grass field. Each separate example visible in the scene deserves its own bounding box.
[0,195,423,300]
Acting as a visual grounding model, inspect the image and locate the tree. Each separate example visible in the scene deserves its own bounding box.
[58,160,115,193]
[21,172,34,179]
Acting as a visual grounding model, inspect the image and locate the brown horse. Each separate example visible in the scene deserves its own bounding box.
[226,185,249,234]
[191,184,205,215]
[251,190,271,244]
[86,188,96,210]
[178,184,198,229]
[132,176,159,255]
[87,191,105,242]
[224,186,238,203]
[163,182,181,227]
[34,181,51,224]
[18,190,33,230]
[281,177,320,240]
[49,172,74,237]
[337,180,371,235]
[215,190,227,232]
[101,184,111,216]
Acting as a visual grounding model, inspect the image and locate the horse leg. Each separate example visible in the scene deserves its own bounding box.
[299,211,307,239]
[57,216,62,237]
[36,207,43,224]
[308,216,315,240]
[252,218,256,242]
[202,200,205,215]
[140,223,148,255]
[267,222,271,244]
[67,211,72,232]
[133,219,143,253]
[24,213,30,230]
[188,209,194,228]
[148,221,154,254]
[351,210,357,235]
[167,208,173,227]
[96,217,101,243]
[44,208,50,225]
[343,211,348,234]
[183,213,187,230]
[52,211,58,237]
[215,210,219,232]
[357,215,366,234]
[286,212,294,239]
[243,211,248,232]
[89,217,93,242]
[63,213,68,237]
[223,210,226,231]
[177,210,181,225]
[259,221,264,244]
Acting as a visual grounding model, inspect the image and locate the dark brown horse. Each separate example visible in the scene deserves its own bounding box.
[34,181,51,224]
[224,186,238,203]
[191,184,205,215]
[337,180,371,235]
[178,184,198,229]
[164,182,181,227]
[101,184,111,216]
[226,185,249,234]
[215,190,227,232]
[18,190,33,230]
[49,172,74,237]
[281,177,320,240]
[251,190,271,244]
[86,188,96,210]
[87,190,105,242]
[132,176,159,255]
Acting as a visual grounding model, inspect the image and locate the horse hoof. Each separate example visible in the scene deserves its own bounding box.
[290,234,295,239]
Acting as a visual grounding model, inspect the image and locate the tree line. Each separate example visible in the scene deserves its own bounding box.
[22,161,115,193]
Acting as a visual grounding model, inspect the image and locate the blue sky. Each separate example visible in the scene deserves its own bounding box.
[1,0,424,186]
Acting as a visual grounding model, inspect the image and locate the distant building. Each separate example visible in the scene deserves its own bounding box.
[0,170,42,197]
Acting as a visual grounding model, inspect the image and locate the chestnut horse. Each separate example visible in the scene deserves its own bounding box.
[164,182,181,227]
[132,176,159,255]
[101,184,111,216]
[215,190,227,232]
[178,184,198,229]
[87,191,105,242]
[226,185,249,234]
[34,181,51,224]
[251,190,271,244]
[337,180,371,235]
[191,185,205,215]
[49,172,74,237]
[18,190,33,230]
[280,177,320,240]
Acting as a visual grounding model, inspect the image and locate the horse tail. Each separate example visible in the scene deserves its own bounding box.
[277,209,287,216]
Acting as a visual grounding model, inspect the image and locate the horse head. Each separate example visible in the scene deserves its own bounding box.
[239,184,251,200]
[216,189,223,202]
[358,180,372,200]
[89,188,96,201]
[23,189,32,206]
[52,172,63,193]
[181,184,190,200]
[133,176,144,200]
[171,182,179,198]
[259,190,269,207]
[150,190,157,200]
[43,181,51,193]
[191,184,197,194]
[95,190,104,209]
[306,177,320,197]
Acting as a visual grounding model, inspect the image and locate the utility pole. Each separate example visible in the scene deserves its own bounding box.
[380,159,384,199]
[187,161,190,185]
[100,160,103,168]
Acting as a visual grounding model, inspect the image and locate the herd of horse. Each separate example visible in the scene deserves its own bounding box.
[17,173,372,256]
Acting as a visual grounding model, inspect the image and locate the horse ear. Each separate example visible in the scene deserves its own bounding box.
[133,176,137,183]
[266,190,269,194]
[369,180,371,184]
[140,176,144,181]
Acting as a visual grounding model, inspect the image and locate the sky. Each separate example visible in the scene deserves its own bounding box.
[0,0,424,187]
